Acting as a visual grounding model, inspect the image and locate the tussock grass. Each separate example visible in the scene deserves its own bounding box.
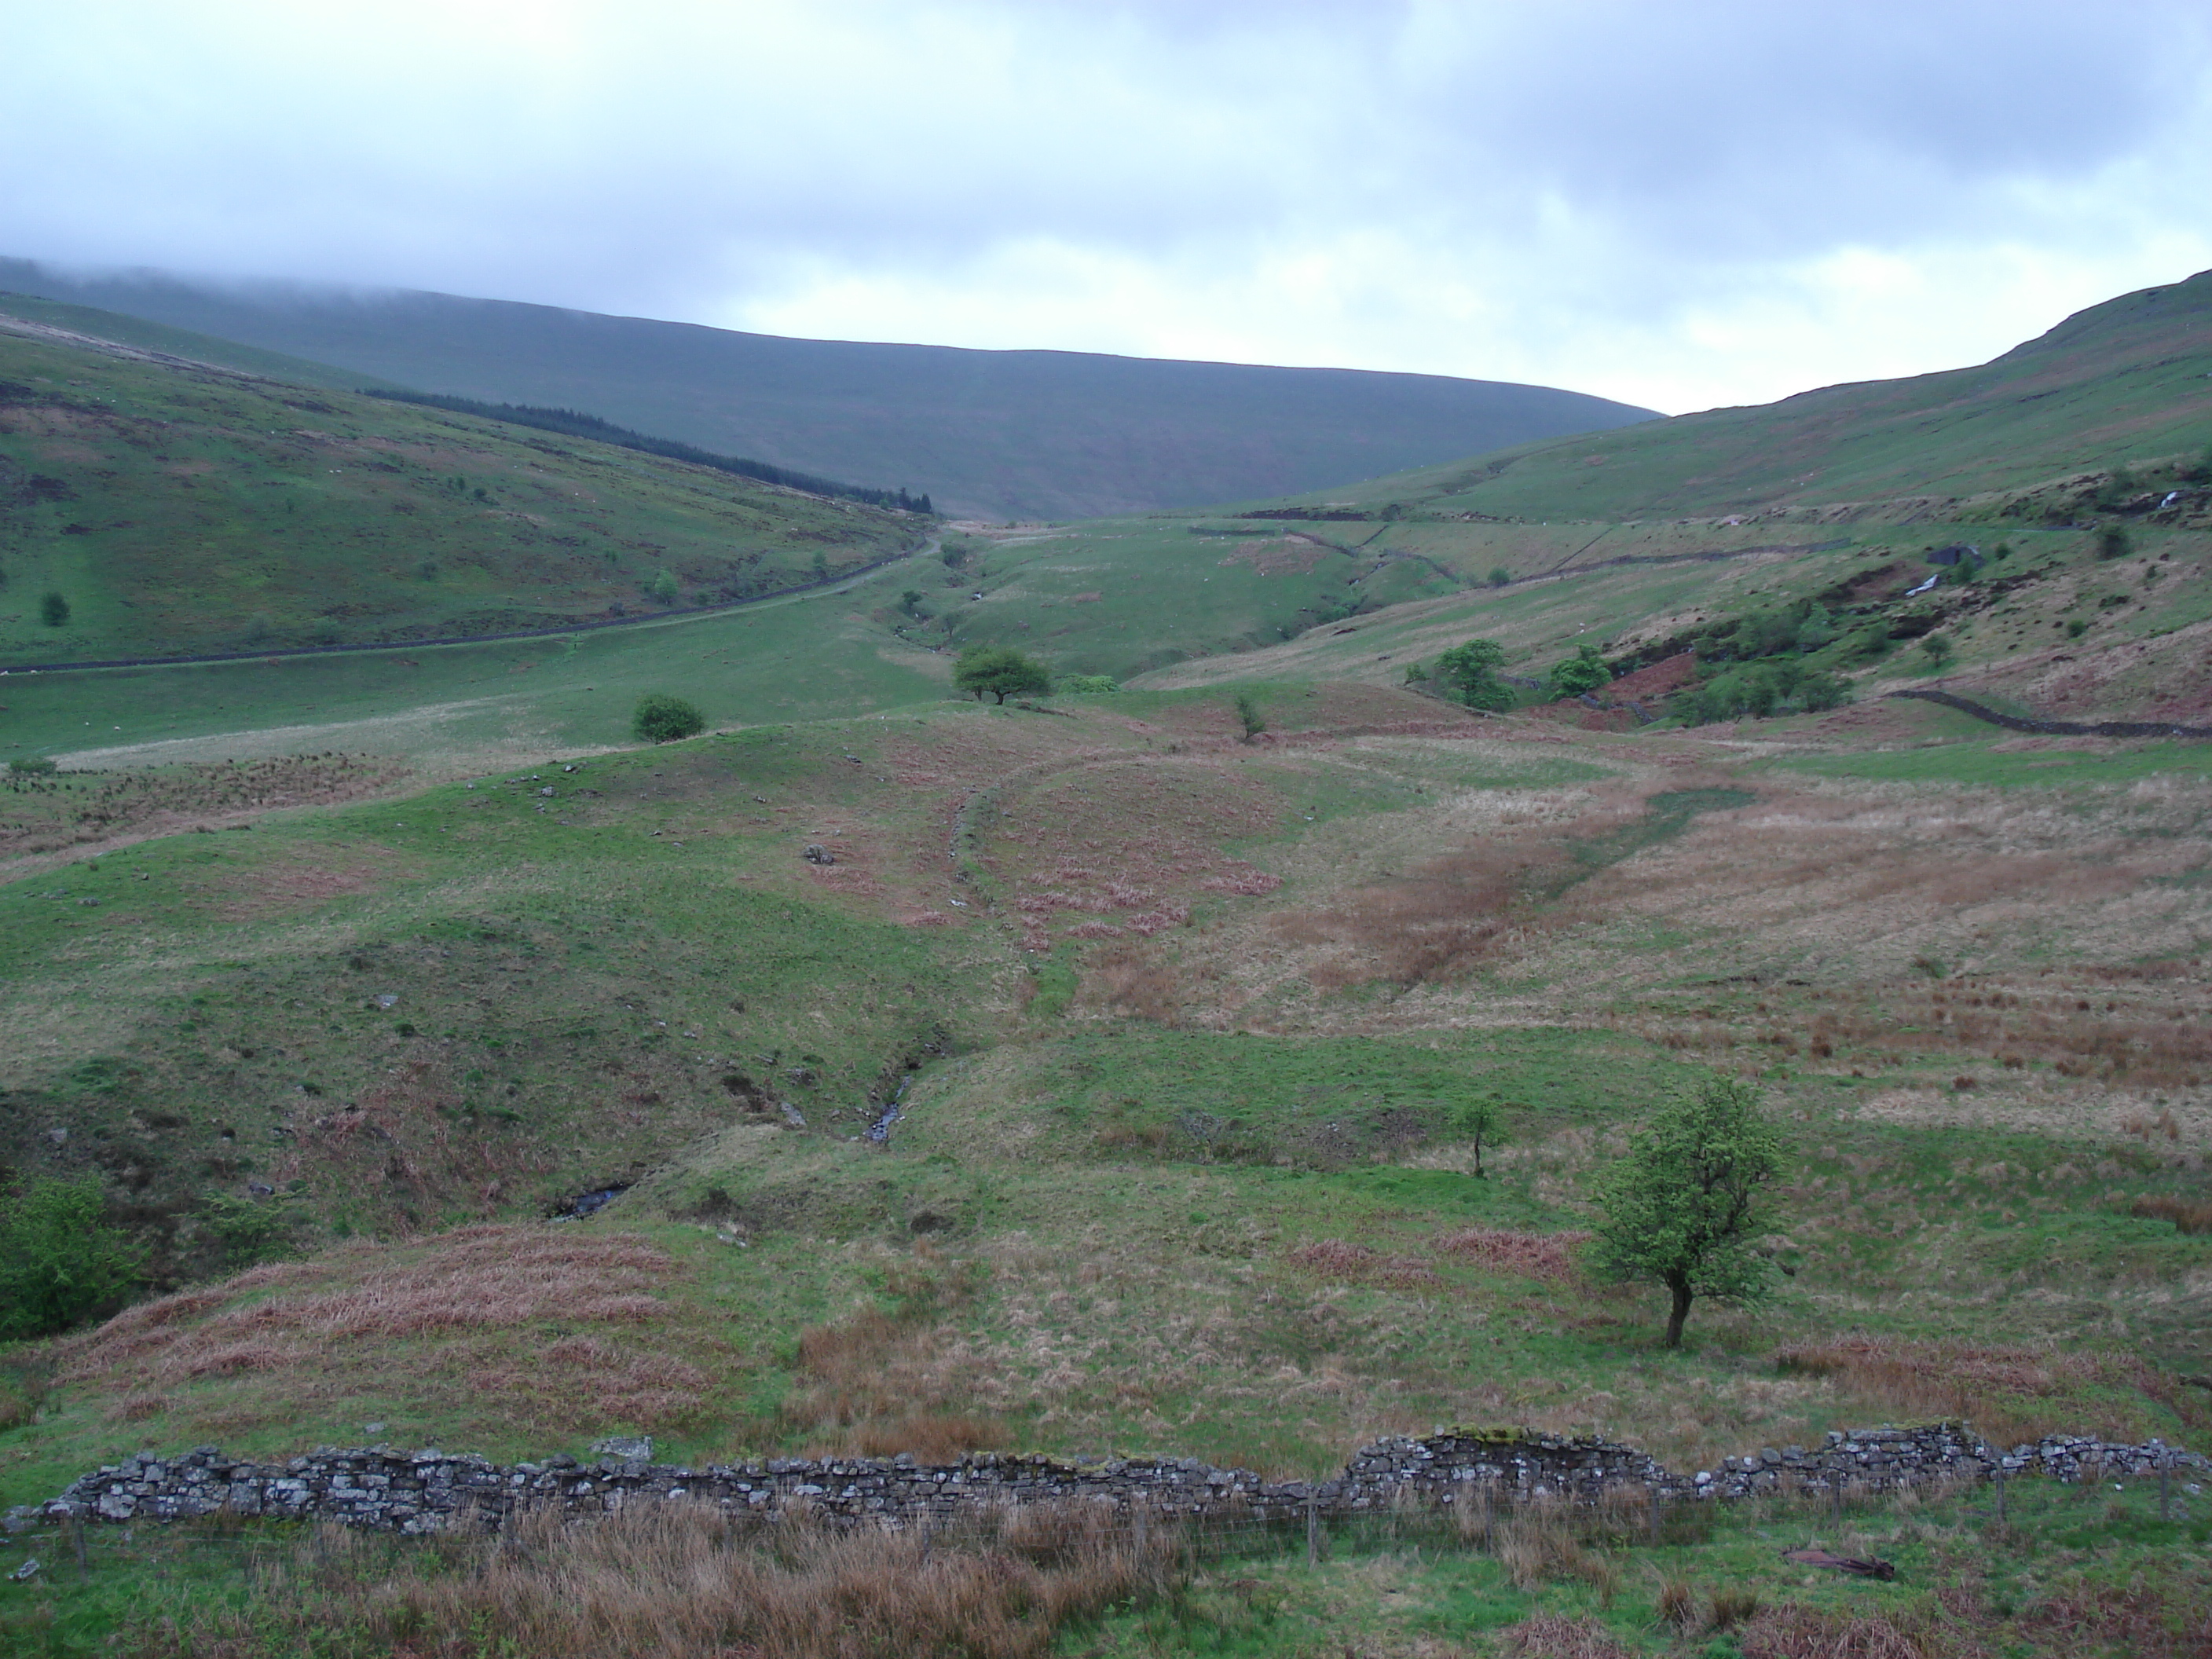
[2131,1194,2212,1234]
[145,1501,1179,1659]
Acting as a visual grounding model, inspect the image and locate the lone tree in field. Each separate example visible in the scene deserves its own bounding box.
[38,591,70,627]
[632,693,706,743]
[1234,691,1266,742]
[1590,1077,1783,1349]
[1444,1093,1503,1177]
[1434,638,1515,712]
[954,645,1051,704]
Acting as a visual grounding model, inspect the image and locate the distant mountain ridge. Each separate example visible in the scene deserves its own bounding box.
[0,258,1657,521]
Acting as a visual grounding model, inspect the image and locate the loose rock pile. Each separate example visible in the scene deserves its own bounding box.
[15,1425,2203,1536]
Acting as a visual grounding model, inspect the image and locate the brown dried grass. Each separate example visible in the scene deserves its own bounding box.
[1735,1604,1983,1659]
[152,1500,1178,1659]
[1773,1335,2191,1446]
[1082,942,1184,1024]
[1287,1240,1444,1290]
[1434,1229,1591,1283]
[2131,1194,2212,1234]
[782,1250,999,1452]
[1499,1613,1637,1657]
[60,1226,675,1388]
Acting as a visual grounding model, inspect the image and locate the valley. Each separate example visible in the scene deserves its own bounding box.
[1,276,2210,1656]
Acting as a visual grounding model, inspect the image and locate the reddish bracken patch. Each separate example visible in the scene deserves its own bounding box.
[1434,1229,1591,1283]
[1288,1240,1445,1290]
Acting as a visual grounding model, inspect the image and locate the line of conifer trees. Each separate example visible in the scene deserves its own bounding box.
[361,389,933,515]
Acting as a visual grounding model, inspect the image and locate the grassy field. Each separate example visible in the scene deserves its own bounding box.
[1,675,2207,1654]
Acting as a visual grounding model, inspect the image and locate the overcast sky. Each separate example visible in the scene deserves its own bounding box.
[9,1,2212,414]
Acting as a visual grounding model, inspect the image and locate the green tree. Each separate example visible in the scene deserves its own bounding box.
[38,591,69,628]
[1234,691,1266,742]
[954,646,1051,704]
[0,1174,143,1340]
[1547,643,1611,700]
[632,693,706,742]
[647,569,681,605]
[1589,1078,1783,1348]
[1919,633,1954,671]
[1487,566,1512,588]
[1062,674,1119,694]
[1443,1093,1503,1177]
[1434,638,1515,712]
[899,588,928,617]
[2097,526,2133,561]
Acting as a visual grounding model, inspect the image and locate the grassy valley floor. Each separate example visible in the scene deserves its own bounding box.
[1,676,2207,1654]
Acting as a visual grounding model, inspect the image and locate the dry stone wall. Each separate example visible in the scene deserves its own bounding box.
[15,1424,2204,1537]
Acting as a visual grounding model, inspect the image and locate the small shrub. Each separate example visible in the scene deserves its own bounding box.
[1487,566,1512,588]
[1708,1588,1760,1631]
[1657,1577,1697,1631]
[38,591,69,627]
[200,1192,299,1269]
[2098,525,2133,560]
[1061,674,1118,694]
[632,694,706,743]
[1233,691,1266,742]
[7,755,57,775]
[0,1174,143,1339]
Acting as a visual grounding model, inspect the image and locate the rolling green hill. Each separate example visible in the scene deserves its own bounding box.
[0,257,1658,522]
[1291,269,2212,522]
[0,310,928,665]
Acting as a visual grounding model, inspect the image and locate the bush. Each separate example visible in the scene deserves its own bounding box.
[1060,674,1119,694]
[1435,638,1516,712]
[7,756,57,775]
[0,1174,143,1340]
[1546,644,1610,700]
[1234,691,1266,741]
[2098,525,2133,560]
[38,591,69,627]
[1487,566,1511,588]
[632,694,706,743]
[1677,658,1850,725]
[200,1192,299,1268]
[647,569,681,605]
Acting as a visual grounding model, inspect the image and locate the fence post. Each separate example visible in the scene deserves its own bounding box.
[1831,1477,1844,1529]
[1306,1493,1319,1569]
[1648,1485,1662,1547]
[71,1512,87,1576]
[2160,1455,2172,1524]
[1994,1464,2005,1525]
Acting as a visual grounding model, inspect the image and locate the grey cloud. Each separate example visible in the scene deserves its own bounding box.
[3,0,2210,408]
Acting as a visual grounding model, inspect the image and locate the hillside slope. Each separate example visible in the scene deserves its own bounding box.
[0,313,927,665]
[1297,269,2212,522]
[0,257,1657,522]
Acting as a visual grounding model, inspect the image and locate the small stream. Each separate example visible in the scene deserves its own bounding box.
[863,1075,912,1144]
